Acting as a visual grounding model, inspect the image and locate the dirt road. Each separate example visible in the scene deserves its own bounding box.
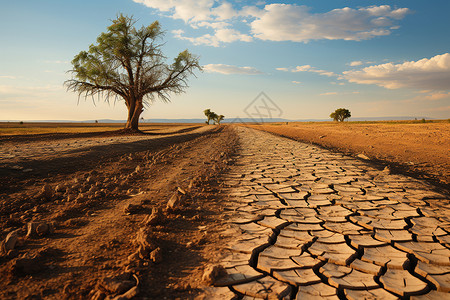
[206,127,450,299]
[0,125,238,299]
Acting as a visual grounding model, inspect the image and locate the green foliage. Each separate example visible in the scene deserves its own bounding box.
[65,14,201,130]
[330,108,351,122]
[421,118,426,123]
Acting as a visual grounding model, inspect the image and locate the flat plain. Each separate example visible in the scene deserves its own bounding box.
[0,122,449,299]
[247,121,450,188]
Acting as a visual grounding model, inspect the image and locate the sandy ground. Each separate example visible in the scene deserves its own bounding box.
[0,125,238,299]
[247,122,450,189]
[1,123,449,299]
[0,122,200,136]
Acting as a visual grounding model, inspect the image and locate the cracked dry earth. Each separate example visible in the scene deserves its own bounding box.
[204,127,450,300]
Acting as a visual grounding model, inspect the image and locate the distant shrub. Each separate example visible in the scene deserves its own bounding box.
[421,118,426,123]
[330,108,351,122]
[19,121,23,125]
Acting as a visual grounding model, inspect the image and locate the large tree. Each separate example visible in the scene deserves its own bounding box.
[65,15,201,131]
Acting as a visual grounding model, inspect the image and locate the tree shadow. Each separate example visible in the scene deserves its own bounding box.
[0,128,222,192]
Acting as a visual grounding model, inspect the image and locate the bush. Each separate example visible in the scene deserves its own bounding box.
[330,108,351,122]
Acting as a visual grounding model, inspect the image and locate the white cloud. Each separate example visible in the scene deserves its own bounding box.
[349,61,363,67]
[134,1,409,46]
[293,65,312,72]
[133,0,217,23]
[278,65,337,77]
[292,81,301,84]
[215,28,253,43]
[343,53,450,90]
[407,91,450,102]
[213,2,237,20]
[320,92,338,96]
[424,92,450,100]
[172,28,251,47]
[0,75,16,79]
[203,64,264,75]
[251,4,409,42]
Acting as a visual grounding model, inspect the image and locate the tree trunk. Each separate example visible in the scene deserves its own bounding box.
[125,100,143,131]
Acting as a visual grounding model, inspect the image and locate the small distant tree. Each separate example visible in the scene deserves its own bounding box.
[203,109,224,125]
[210,112,218,124]
[330,108,351,122]
[204,109,213,124]
[215,114,225,125]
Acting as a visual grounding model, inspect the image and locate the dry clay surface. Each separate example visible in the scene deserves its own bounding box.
[205,127,450,299]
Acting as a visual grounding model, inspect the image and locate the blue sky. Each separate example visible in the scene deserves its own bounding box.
[1,0,449,121]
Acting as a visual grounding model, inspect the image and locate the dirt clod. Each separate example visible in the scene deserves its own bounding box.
[123,204,142,215]
[166,190,185,211]
[9,257,43,277]
[26,222,54,238]
[100,274,135,294]
[133,227,155,254]
[37,183,53,200]
[202,264,226,285]
[2,229,20,252]
[143,207,163,226]
[150,247,163,264]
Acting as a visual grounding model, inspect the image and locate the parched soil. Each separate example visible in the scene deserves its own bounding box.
[1,122,449,299]
[246,122,450,189]
[204,126,450,299]
[0,125,239,299]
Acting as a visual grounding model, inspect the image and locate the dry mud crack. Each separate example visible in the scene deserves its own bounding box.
[205,126,450,299]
